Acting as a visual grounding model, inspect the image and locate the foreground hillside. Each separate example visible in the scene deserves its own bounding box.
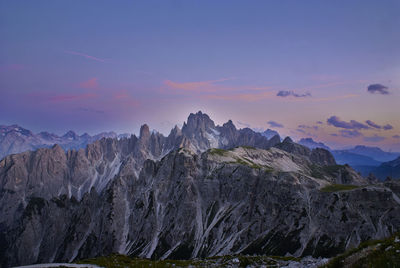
[323,232,400,267]
[75,232,400,268]
[15,231,400,268]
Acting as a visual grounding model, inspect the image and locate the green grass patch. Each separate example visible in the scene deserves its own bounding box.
[227,156,274,171]
[77,254,196,268]
[320,184,359,192]
[76,254,302,268]
[209,148,228,156]
[241,146,256,150]
[231,157,262,169]
[269,255,301,262]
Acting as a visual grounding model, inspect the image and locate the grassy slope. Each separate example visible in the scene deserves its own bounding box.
[76,254,300,268]
[322,232,400,268]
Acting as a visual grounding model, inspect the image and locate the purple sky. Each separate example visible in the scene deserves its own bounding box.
[1,1,399,150]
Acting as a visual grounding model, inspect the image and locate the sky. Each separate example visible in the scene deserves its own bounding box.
[0,0,399,150]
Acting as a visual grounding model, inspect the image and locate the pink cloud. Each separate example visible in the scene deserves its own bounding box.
[163,78,278,98]
[79,78,98,89]
[49,93,97,102]
[113,90,131,100]
[164,78,232,91]
[64,50,106,63]
[112,90,140,106]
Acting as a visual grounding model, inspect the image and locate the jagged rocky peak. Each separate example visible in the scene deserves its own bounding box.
[0,124,33,136]
[62,130,79,140]
[261,128,280,139]
[283,136,293,143]
[276,137,336,166]
[80,132,91,139]
[38,131,58,139]
[51,143,65,154]
[139,124,151,139]
[222,119,236,130]
[298,137,331,151]
[169,125,182,138]
[268,134,281,146]
[183,111,216,134]
[218,119,237,141]
[275,136,311,158]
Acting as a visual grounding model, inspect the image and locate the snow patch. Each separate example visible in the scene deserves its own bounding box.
[205,129,220,149]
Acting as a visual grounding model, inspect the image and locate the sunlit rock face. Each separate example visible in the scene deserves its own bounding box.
[1,112,399,267]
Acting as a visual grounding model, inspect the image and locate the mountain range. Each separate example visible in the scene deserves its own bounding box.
[298,138,400,180]
[260,129,280,140]
[298,138,331,151]
[0,124,123,160]
[1,112,400,267]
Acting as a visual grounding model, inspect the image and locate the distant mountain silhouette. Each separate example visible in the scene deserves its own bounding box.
[0,124,119,160]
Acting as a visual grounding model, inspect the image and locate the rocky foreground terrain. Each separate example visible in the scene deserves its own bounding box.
[1,112,400,267]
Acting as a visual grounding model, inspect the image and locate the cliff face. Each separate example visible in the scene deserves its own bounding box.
[1,145,400,267]
[1,112,398,267]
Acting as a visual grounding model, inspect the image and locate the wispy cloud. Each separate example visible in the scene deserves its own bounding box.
[164,78,232,91]
[364,135,386,142]
[49,93,97,102]
[275,94,359,103]
[64,50,106,63]
[365,120,381,129]
[267,121,284,128]
[383,124,393,130]
[308,94,359,102]
[79,78,99,89]
[298,124,319,130]
[367,84,389,95]
[277,90,311,98]
[332,130,363,138]
[296,128,306,134]
[163,78,360,104]
[112,90,140,106]
[365,120,393,130]
[327,116,369,130]
[78,107,105,114]
[203,91,274,102]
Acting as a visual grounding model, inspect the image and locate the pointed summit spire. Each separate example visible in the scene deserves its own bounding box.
[283,136,293,143]
[139,124,150,139]
[183,111,215,134]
